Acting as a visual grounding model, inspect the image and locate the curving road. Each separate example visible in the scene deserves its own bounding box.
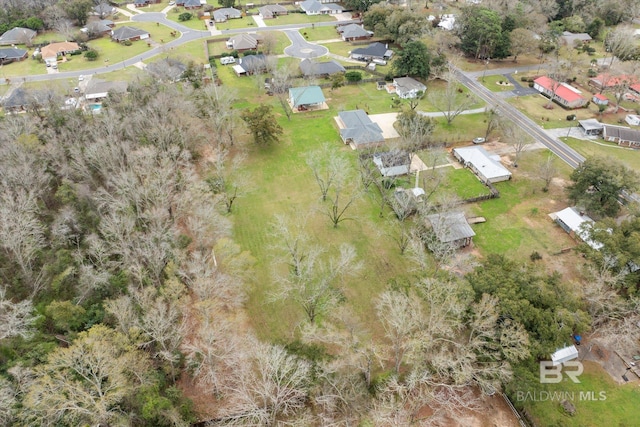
[283,30,328,59]
[453,65,585,169]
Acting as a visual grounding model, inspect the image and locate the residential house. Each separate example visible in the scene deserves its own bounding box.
[85,19,116,37]
[299,0,343,15]
[146,58,187,82]
[578,119,603,136]
[350,42,393,62]
[626,114,640,126]
[631,83,640,96]
[289,85,326,111]
[560,31,592,46]
[589,73,639,92]
[550,206,601,249]
[592,93,608,106]
[232,54,267,75]
[338,24,372,41]
[111,26,150,42]
[425,211,476,248]
[533,76,588,109]
[391,77,426,99]
[258,4,287,19]
[299,58,345,77]
[336,109,385,149]
[0,47,27,65]
[551,345,579,366]
[178,0,203,9]
[134,0,160,7]
[373,151,411,177]
[84,78,128,101]
[213,7,242,22]
[0,27,37,45]
[93,3,116,18]
[41,42,80,66]
[602,124,640,148]
[452,146,512,183]
[2,88,54,113]
[226,33,260,51]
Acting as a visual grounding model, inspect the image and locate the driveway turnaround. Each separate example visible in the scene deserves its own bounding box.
[283,30,328,59]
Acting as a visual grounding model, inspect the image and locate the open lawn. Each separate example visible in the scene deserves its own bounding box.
[563,137,640,171]
[263,13,336,26]
[432,113,489,144]
[154,38,208,64]
[439,167,493,200]
[302,26,341,42]
[140,1,171,12]
[507,95,600,129]
[166,9,210,31]
[321,40,357,58]
[522,361,640,427]
[480,74,516,92]
[215,16,258,30]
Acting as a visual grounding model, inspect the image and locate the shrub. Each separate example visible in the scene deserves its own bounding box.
[178,12,193,21]
[587,68,597,77]
[84,49,99,61]
[566,114,576,121]
[345,71,362,82]
[530,251,543,262]
[122,39,132,46]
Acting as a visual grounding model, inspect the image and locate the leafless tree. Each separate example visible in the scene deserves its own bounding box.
[539,153,558,192]
[306,144,350,202]
[207,148,247,214]
[500,120,533,167]
[268,61,297,121]
[0,286,38,341]
[322,182,362,228]
[604,26,638,68]
[196,84,239,147]
[427,70,476,125]
[546,59,570,108]
[484,107,502,141]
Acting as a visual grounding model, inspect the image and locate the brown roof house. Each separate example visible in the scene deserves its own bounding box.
[41,42,80,66]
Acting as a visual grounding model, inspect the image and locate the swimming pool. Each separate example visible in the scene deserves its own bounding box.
[88,103,102,113]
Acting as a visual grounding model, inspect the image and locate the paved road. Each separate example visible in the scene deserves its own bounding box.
[283,30,328,59]
[453,65,585,169]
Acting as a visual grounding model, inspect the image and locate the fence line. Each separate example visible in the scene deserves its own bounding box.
[502,393,530,427]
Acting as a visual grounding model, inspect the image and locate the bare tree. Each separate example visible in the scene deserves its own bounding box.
[0,286,38,341]
[322,182,362,228]
[500,120,533,167]
[306,144,349,202]
[484,106,502,140]
[207,148,247,214]
[539,153,558,192]
[268,61,297,121]
[427,71,476,125]
[546,59,570,108]
[604,26,638,68]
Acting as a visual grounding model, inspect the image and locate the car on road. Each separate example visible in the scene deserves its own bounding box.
[472,137,486,144]
[220,56,236,65]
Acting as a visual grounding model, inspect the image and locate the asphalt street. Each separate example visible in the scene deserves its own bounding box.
[283,30,328,59]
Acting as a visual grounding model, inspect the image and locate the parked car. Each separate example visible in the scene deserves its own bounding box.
[472,137,486,144]
[220,56,236,65]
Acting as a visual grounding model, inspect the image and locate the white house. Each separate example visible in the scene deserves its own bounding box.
[391,77,426,99]
[551,345,579,366]
[372,151,411,177]
[625,114,640,126]
[550,206,602,250]
[452,146,512,183]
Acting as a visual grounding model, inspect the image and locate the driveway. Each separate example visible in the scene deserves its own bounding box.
[283,30,328,59]
[369,113,399,138]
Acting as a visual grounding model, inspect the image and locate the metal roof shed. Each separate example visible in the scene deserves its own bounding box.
[551,345,579,366]
[453,146,512,183]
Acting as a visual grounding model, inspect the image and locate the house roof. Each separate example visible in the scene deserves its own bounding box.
[41,42,80,59]
[590,73,639,89]
[561,31,592,44]
[373,151,410,168]
[183,0,202,7]
[593,93,608,101]
[213,7,242,20]
[0,47,27,60]
[0,27,37,45]
[551,345,579,366]
[238,54,267,73]
[289,86,325,107]
[426,211,475,244]
[93,3,115,14]
[394,77,426,93]
[603,124,640,143]
[146,58,187,81]
[299,58,345,76]
[453,146,512,181]
[351,42,392,58]
[111,26,149,41]
[337,109,384,146]
[578,119,603,131]
[339,24,370,39]
[85,79,128,97]
[534,76,586,104]
[2,88,54,109]
[259,4,287,17]
[228,33,259,50]
[300,0,343,13]
[631,83,640,94]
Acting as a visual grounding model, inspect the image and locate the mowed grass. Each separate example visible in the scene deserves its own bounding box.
[480,74,516,92]
[233,107,414,340]
[166,10,210,30]
[563,137,640,171]
[215,16,259,30]
[438,167,493,199]
[263,13,337,26]
[157,38,208,64]
[507,95,601,129]
[302,26,341,42]
[523,361,640,427]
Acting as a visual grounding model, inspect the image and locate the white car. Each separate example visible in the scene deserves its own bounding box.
[472,137,486,144]
[220,56,236,65]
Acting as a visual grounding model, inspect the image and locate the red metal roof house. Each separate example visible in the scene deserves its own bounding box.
[533,76,588,109]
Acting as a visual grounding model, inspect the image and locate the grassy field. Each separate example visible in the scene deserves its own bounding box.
[480,74,517,92]
[507,95,600,129]
[302,26,341,42]
[523,361,640,427]
[140,1,171,12]
[166,9,210,30]
[155,38,208,64]
[215,16,258,30]
[563,137,640,171]
[263,13,336,27]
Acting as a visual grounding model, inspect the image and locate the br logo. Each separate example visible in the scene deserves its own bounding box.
[539,361,583,384]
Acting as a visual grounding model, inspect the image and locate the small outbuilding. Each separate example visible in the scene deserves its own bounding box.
[452,146,512,183]
[592,93,608,105]
[578,119,603,136]
[551,345,579,366]
[289,86,326,111]
[625,114,640,126]
[550,206,601,250]
[425,211,475,248]
[373,151,411,177]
